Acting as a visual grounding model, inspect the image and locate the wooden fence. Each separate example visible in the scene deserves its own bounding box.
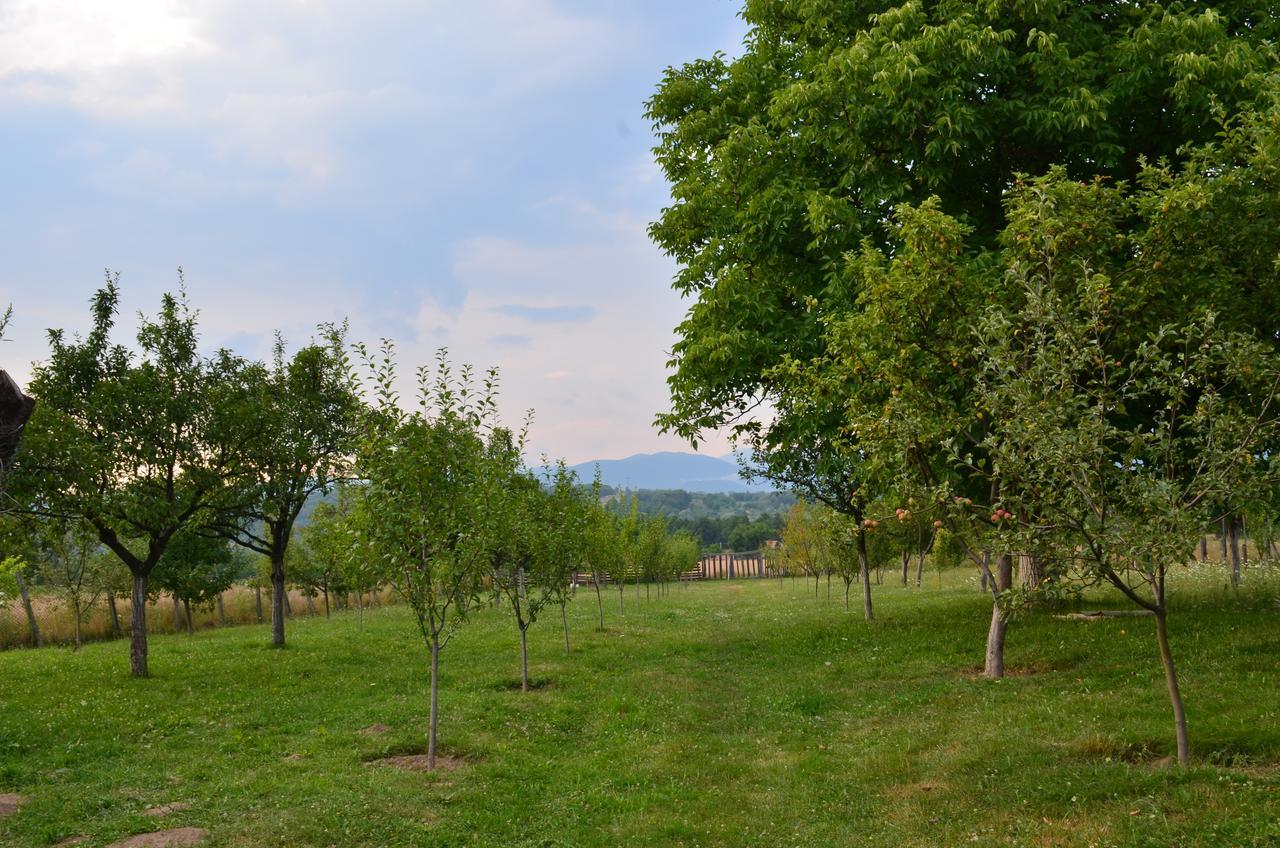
[693,551,779,580]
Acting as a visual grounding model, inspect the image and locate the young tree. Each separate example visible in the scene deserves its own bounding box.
[214,330,359,647]
[13,280,251,676]
[582,478,617,630]
[30,520,109,650]
[353,344,497,769]
[297,492,360,622]
[780,502,824,597]
[486,429,557,692]
[539,462,591,654]
[152,531,240,636]
[977,243,1280,766]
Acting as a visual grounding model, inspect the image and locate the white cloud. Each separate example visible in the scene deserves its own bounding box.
[0,0,627,200]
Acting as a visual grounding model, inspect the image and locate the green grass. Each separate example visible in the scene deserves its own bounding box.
[1,574,1277,847]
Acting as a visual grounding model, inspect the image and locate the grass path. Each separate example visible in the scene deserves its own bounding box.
[1,577,1277,847]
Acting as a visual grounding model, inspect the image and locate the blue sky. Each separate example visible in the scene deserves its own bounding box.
[0,0,746,463]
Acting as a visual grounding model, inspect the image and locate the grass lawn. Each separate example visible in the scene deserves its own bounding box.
[0,574,1277,847]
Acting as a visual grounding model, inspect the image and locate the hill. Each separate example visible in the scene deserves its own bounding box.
[567,451,769,494]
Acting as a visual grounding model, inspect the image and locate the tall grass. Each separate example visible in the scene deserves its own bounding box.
[0,584,395,650]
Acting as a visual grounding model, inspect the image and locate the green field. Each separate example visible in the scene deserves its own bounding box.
[1,575,1277,847]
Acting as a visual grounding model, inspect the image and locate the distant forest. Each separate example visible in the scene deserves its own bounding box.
[601,487,793,552]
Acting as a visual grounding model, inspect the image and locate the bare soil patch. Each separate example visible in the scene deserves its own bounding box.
[105,828,209,848]
[52,837,88,847]
[375,753,469,772]
[494,677,553,691]
[0,793,25,816]
[961,662,1054,679]
[144,802,191,817]
[359,723,391,735]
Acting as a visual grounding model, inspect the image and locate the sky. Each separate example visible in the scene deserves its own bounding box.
[0,0,747,464]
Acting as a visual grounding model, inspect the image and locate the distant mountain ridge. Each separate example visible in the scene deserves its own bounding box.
[566,451,770,494]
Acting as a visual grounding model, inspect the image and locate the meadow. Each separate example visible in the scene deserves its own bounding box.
[0,573,1277,848]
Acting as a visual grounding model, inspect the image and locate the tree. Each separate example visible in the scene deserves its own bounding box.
[538,462,591,654]
[647,0,1280,675]
[648,2,1279,444]
[352,344,497,770]
[29,519,109,650]
[582,471,616,631]
[779,502,824,596]
[13,280,250,676]
[152,531,240,636]
[214,330,359,647]
[297,491,361,623]
[486,429,562,692]
[975,218,1280,766]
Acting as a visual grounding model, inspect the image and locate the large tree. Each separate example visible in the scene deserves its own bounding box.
[14,280,250,676]
[648,2,1278,441]
[648,2,1280,674]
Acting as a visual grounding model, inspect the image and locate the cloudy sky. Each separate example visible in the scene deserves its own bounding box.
[0,0,746,463]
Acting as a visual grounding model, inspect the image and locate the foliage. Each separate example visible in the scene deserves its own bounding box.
[352,344,500,768]
[12,278,252,676]
[213,327,361,646]
[974,243,1280,762]
[647,0,1279,444]
[152,531,240,634]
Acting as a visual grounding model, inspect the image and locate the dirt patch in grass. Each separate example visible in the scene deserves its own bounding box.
[961,662,1055,679]
[375,753,470,772]
[0,793,26,816]
[143,802,191,817]
[494,677,554,691]
[105,828,209,848]
[884,779,950,801]
[52,837,88,847]
[1073,734,1169,764]
[359,723,391,736]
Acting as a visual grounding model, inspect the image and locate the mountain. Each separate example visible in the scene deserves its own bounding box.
[566,451,771,494]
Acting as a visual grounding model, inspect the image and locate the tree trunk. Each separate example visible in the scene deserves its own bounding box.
[983,554,1013,679]
[172,595,183,632]
[130,572,149,677]
[844,579,850,610]
[428,632,441,771]
[72,598,82,651]
[271,555,287,646]
[216,593,226,626]
[1154,607,1190,766]
[594,576,604,630]
[561,602,570,654]
[1226,516,1242,588]
[984,599,1007,679]
[857,530,874,622]
[1199,535,1208,561]
[826,571,831,601]
[322,586,330,619]
[14,570,40,648]
[305,595,317,616]
[915,550,925,587]
[901,550,910,586]
[357,590,365,632]
[618,583,624,616]
[107,591,123,639]
[519,624,529,692]
[254,585,264,624]
[1219,518,1228,561]
[183,598,194,636]
[1018,553,1043,589]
